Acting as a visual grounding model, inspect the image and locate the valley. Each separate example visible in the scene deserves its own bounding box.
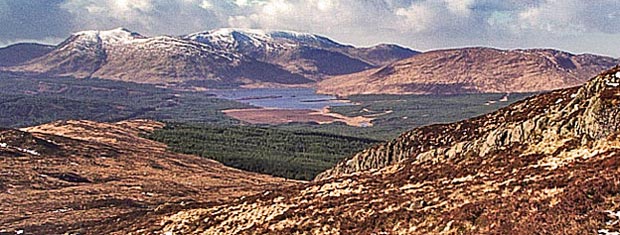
[0,72,530,181]
[0,20,619,234]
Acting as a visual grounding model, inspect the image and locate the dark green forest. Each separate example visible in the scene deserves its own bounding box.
[147,123,379,180]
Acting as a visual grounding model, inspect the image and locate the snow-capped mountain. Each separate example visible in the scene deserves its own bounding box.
[10,28,310,85]
[184,28,419,80]
[185,28,344,51]
[4,27,417,86]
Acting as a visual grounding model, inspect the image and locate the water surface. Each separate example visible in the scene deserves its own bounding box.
[209,88,351,110]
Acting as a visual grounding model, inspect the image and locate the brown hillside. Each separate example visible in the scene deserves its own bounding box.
[317,47,619,96]
[0,120,294,234]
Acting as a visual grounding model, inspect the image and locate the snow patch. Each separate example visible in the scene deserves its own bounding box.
[555,98,564,104]
[14,147,40,156]
[599,229,620,235]
[606,81,620,87]
[0,143,7,148]
[185,28,341,53]
[73,27,144,45]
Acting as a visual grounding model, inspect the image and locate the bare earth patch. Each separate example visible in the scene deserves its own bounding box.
[222,107,378,127]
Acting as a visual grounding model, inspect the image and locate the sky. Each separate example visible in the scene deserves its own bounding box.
[1,0,619,57]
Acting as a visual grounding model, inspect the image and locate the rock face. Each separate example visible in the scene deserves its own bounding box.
[0,120,294,234]
[154,67,620,234]
[317,47,619,96]
[0,43,54,66]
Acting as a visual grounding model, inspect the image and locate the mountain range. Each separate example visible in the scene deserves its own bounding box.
[318,47,620,95]
[3,28,618,94]
[1,28,417,87]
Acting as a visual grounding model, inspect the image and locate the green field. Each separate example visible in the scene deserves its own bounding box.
[146,123,378,180]
[276,93,536,140]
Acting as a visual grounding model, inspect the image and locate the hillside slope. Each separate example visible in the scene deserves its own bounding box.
[0,43,54,66]
[318,47,619,95]
[0,120,293,234]
[154,67,620,234]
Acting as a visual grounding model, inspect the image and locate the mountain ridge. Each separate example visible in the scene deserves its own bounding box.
[11,28,310,83]
[185,28,419,80]
[3,28,418,86]
[0,43,54,67]
[317,47,620,96]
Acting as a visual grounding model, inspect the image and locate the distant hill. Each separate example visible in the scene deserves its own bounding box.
[318,47,619,95]
[0,43,53,66]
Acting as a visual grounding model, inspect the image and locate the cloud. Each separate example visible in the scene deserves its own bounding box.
[1,0,619,57]
[59,0,236,36]
[515,0,620,34]
[0,0,73,45]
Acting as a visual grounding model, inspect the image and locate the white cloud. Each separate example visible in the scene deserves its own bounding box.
[60,0,233,36]
[444,0,474,16]
[316,0,335,11]
[395,3,435,33]
[2,0,620,57]
[261,0,293,15]
[514,0,620,34]
[199,0,213,9]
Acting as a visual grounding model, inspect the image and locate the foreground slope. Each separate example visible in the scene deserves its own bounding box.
[318,47,619,95]
[156,67,620,234]
[0,120,293,234]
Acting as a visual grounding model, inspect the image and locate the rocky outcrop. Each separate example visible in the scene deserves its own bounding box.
[317,66,620,180]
